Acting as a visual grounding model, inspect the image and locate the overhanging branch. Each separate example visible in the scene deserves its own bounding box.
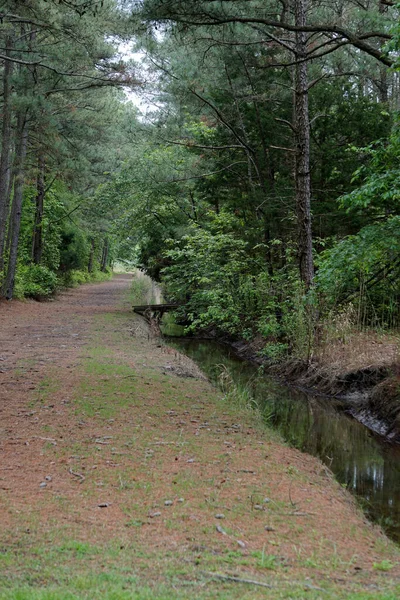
[151,8,394,67]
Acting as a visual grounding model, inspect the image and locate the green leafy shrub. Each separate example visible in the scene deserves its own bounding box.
[59,268,112,288]
[161,215,317,360]
[17,264,58,299]
[259,342,289,362]
[59,269,90,288]
[59,224,90,272]
[316,123,400,329]
[90,269,113,282]
[317,216,400,328]
[162,220,251,335]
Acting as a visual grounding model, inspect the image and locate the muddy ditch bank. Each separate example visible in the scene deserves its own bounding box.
[223,337,400,443]
[162,326,400,443]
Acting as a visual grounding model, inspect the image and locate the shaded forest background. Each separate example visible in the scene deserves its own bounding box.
[1,0,399,361]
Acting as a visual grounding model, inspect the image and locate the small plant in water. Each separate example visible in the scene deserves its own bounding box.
[217,364,257,410]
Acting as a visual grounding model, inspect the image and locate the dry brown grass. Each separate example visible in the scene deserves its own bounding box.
[316,306,399,374]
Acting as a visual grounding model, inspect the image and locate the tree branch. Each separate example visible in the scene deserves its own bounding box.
[157,10,394,66]
[0,52,136,89]
[164,139,245,151]
[275,118,296,133]
[159,161,248,183]
[189,88,255,155]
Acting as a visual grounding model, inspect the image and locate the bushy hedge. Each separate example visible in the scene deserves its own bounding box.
[10,266,113,300]
[161,221,316,361]
[59,268,112,288]
[15,264,59,299]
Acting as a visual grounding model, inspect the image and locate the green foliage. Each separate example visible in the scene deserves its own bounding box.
[59,269,112,288]
[339,125,400,218]
[16,264,58,299]
[19,183,66,272]
[316,119,400,328]
[0,0,138,300]
[386,3,400,69]
[112,4,399,353]
[59,269,91,287]
[59,225,90,272]
[317,217,400,327]
[309,84,392,236]
[161,212,317,359]
[162,215,252,334]
[259,342,289,362]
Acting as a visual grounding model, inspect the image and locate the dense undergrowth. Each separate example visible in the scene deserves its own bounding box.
[158,212,399,365]
[0,181,114,301]
[11,264,112,300]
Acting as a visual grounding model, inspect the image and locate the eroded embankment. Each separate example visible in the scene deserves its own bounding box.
[273,361,400,441]
[219,336,400,441]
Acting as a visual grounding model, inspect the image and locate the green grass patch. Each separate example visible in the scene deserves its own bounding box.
[32,373,61,405]
[74,357,138,419]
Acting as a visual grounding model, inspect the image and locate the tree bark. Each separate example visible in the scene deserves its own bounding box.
[100,237,109,272]
[88,237,95,272]
[1,110,29,300]
[31,153,46,264]
[294,0,314,289]
[0,37,15,271]
[378,0,389,103]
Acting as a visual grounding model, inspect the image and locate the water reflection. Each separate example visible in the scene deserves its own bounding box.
[171,339,400,542]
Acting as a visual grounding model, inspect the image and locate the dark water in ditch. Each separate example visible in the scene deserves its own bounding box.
[168,336,400,543]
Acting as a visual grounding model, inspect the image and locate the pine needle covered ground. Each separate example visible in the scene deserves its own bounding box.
[0,275,399,600]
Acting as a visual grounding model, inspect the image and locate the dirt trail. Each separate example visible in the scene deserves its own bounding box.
[0,275,400,599]
[0,276,131,507]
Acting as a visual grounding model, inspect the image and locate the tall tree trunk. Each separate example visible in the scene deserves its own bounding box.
[100,237,109,272]
[32,153,46,264]
[1,111,29,300]
[294,0,314,289]
[378,0,389,104]
[88,237,95,272]
[0,38,15,271]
